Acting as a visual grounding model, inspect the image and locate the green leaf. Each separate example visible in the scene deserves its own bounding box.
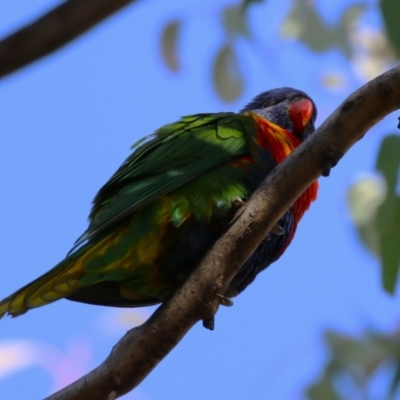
[308,329,400,399]
[346,176,386,255]
[375,135,400,293]
[376,135,400,192]
[377,200,400,293]
[160,20,181,72]
[222,5,251,38]
[390,362,400,398]
[380,0,400,58]
[281,0,366,57]
[348,135,400,294]
[212,44,244,102]
[337,4,367,57]
[325,331,399,375]
[307,375,342,400]
[241,0,264,11]
[281,0,335,52]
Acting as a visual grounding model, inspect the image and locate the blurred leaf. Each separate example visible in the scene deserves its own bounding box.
[326,331,400,375]
[308,375,342,400]
[212,44,244,102]
[321,73,345,89]
[116,310,148,327]
[308,329,400,399]
[351,28,396,81]
[281,0,366,57]
[281,0,335,52]
[160,20,181,72]
[376,135,400,192]
[341,3,366,26]
[380,0,400,58]
[346,175,386,255]
[378,202,400,293]
[337,4,367,57]
[348,135,400,294]
[223,5,252,38]
[241,0,264,10]
[390,362,400,398]
[375,135,400,293]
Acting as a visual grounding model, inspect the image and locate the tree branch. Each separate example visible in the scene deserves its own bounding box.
[0,0,136,79]
[44,66,400,399]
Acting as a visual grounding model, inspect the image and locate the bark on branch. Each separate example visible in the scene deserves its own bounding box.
[0,0,136,79]
[44,66,400,400]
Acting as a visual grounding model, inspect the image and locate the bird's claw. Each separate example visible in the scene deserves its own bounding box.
[230,198,247,224]
[216,293,234,307]
[233,196,247,208]
[271,224,284,235]
[202,290,237,329]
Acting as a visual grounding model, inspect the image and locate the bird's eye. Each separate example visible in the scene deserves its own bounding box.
[263,101,271,107]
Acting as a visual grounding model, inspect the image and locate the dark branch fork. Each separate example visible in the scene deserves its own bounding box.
[44,68,400,399]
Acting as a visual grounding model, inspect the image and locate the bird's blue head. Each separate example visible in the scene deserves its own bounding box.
[241,87,317,141]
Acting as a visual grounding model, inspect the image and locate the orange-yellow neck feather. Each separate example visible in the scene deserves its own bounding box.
[250,113,318,221]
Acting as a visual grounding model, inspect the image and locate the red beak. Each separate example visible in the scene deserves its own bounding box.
[288,99,313,131]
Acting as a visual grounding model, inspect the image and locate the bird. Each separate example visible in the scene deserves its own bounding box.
[0,87,318,321]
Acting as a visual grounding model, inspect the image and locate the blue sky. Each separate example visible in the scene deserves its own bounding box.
[1,0,399,399]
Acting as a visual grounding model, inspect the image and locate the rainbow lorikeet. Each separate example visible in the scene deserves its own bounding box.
[0,87,318,321]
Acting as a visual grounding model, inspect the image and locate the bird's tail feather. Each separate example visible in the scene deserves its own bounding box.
[0,258,79,318]
[0,225,134,318]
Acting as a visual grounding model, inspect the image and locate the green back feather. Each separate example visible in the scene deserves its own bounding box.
[73,113,257,248]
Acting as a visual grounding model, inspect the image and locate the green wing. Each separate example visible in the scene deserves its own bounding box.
[74,112,256,248]
[0,112,258,318]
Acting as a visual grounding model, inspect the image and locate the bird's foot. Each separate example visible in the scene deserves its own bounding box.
[202,288,238,330]
[230,198,247,224]
[202,289,238,330]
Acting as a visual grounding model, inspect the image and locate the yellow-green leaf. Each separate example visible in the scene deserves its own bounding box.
[380,0,400,58]
[308,329,400,399]
[375,135,400,293]
[223,5,251,38]
[281,0,366,57]
[346,175,386,255]
[212,44,244,102]
[160,20,181,72]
